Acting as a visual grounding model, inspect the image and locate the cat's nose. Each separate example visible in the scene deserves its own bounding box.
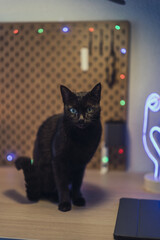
[78,114,84,124]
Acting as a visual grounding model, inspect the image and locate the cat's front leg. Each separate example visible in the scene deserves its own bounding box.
[58,187,71,212]
[52,157,71,212]
[71,167,86,207]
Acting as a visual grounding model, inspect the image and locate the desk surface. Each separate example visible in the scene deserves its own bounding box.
[0,167,159,240]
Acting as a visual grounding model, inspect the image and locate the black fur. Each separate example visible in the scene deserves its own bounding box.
[15,83,102,211]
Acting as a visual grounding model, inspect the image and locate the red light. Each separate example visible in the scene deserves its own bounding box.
[118,148,124,154]
[120,74,125,80]
[13,29,19,35]
[89,27,94,32]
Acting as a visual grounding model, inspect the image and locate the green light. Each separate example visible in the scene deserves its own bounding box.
[115,25,120,30]
[120,100,126,106]
[38,28,44,34]
[31,159,34,165]
[102,156,109,164]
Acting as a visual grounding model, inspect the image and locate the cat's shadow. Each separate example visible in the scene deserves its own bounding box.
[3,189,34,204]
[3,182,107,207]
[82,182,108,207]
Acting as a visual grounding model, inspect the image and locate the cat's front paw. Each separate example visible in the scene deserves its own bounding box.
[73,197,86,207]
[58,201,72,212]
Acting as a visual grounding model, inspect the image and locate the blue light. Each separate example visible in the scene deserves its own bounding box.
[150,126,160,157]
[142,93,160,179]
[62,26,69,33]
[121,48,127,54]
[7,153,15,162]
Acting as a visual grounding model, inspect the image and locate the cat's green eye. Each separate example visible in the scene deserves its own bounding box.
[69,108,78,114]
[87,107,93,113]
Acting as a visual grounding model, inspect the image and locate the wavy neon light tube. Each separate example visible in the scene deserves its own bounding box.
[142,93,160,179]
[150,126,160,157]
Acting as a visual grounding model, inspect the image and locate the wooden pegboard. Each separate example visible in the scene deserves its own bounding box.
[0,21,130,168]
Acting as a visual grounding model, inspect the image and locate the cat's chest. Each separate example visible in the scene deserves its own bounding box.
[68,130,100,163]
[70,138,93,154]
[70,129,97,148]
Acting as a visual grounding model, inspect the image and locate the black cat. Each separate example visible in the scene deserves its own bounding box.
[15,83,102,212]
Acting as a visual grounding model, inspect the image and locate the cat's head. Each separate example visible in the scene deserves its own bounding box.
[60,83,101,129]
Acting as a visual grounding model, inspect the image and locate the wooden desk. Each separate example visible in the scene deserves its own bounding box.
[0,167,159,240]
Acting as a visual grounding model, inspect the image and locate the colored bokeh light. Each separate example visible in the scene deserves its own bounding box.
[118,148,124,154]
[62,26,69,33]
[115,25,120,30]
[102,156,109,164]
[38,28,44,34]
[89,27,94,32]
[120,100,126,106]
[120,74,126,80]
[7,153,15,161]
[13,29,19,35]
[121,48,127,54]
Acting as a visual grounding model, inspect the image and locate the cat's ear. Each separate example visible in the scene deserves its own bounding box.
[60,85,75,104]
[89,83,101,103]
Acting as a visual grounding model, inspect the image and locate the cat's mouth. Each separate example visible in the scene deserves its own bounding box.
[77,123,86,129]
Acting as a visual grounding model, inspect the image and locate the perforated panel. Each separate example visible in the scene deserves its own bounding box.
[0,21,130,168]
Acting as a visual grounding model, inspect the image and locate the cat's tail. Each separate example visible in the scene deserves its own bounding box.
[15,157,41,201]
[15,156,33,171]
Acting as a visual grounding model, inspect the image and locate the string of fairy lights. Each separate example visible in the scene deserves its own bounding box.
[5,23,127,162]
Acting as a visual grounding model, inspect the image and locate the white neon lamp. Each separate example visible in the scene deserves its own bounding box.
[143,93,160,192]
